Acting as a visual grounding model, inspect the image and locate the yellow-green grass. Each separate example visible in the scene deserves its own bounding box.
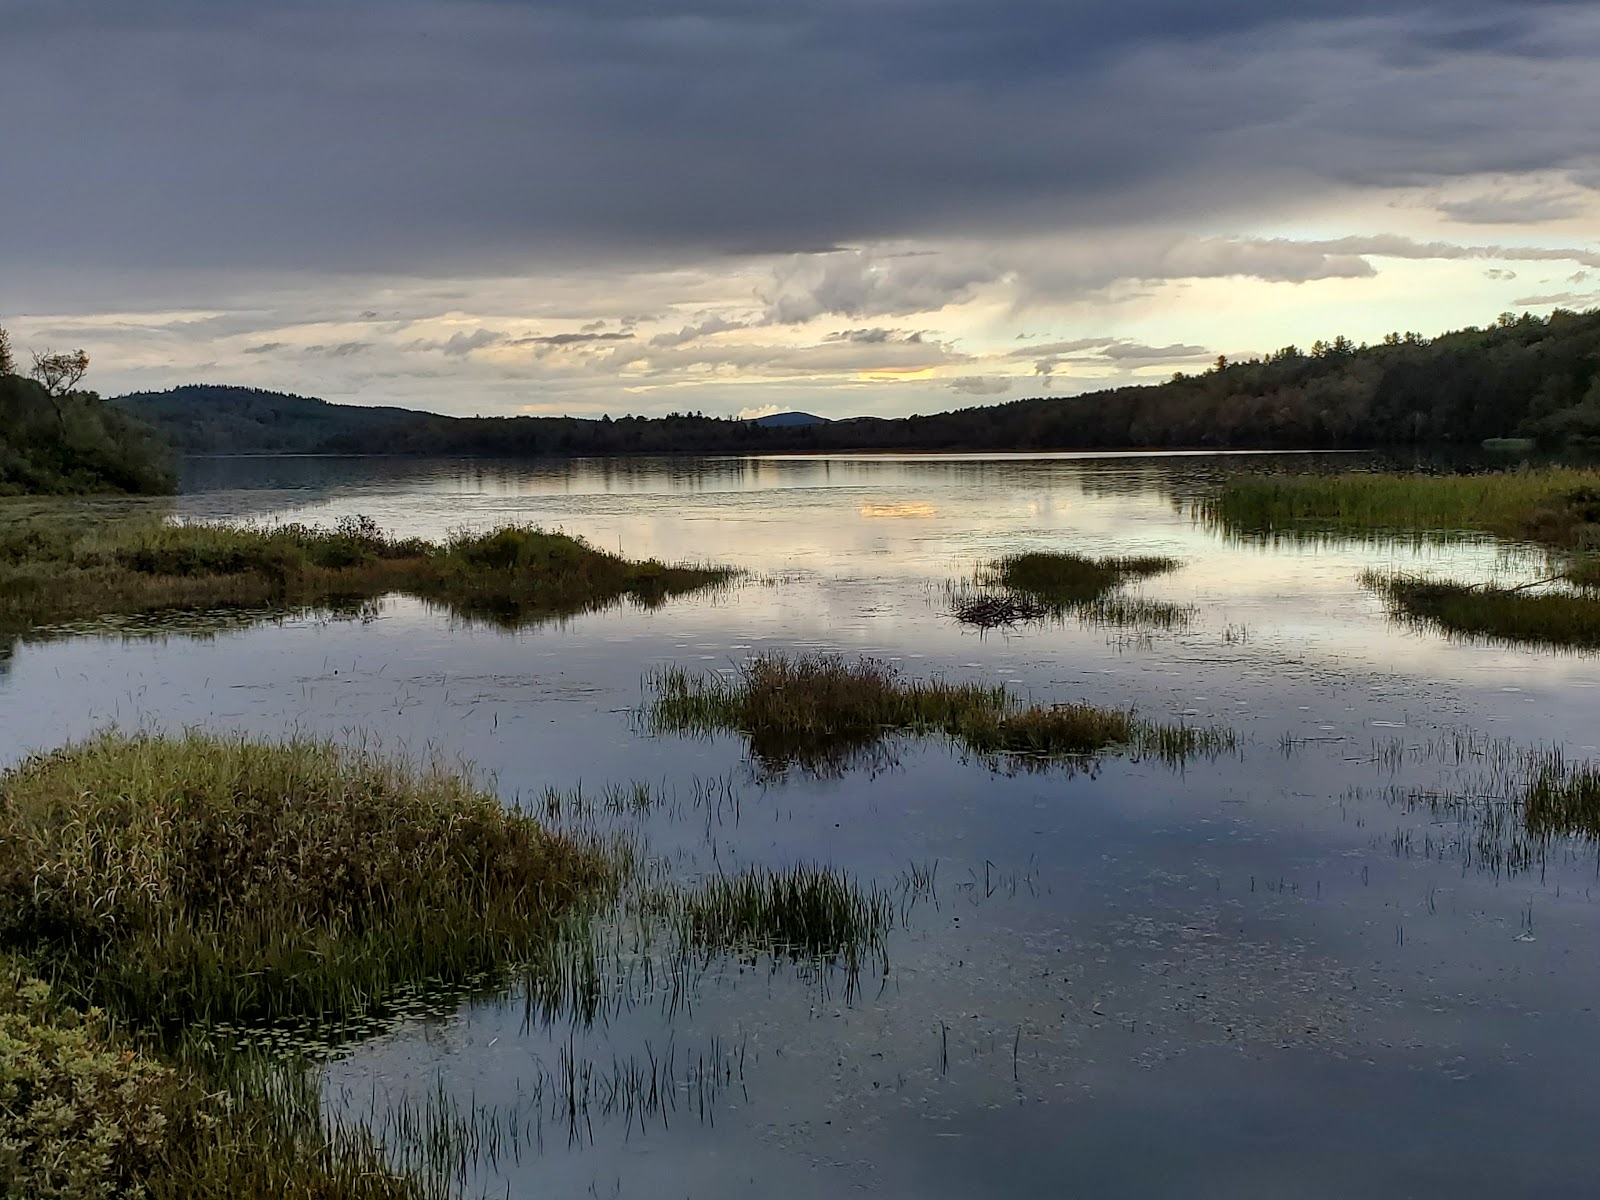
[0,731,617,1035]
[645,652,1233,776]
[0,727,623,1199]
[1200,468,1600,549]
[1361,570,1600,651]
[0,506,735,643]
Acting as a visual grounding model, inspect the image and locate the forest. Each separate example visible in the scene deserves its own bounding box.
[112,308,1600,459]
[0,331,175,495]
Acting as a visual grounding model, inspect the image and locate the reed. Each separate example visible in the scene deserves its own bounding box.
[1360,570,1600,651]
[1199,467,1600,549]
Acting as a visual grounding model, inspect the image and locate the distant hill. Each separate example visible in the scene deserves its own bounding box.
[113,308,1600,457]
[748,411,832,427]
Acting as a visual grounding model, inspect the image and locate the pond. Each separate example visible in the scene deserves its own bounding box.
[5,451,1598,1197]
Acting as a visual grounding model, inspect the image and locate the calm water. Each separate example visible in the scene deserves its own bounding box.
[6,452,1599,1197]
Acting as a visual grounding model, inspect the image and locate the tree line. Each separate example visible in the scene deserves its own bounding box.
[114,308,1600,460]
[0,326,175,495]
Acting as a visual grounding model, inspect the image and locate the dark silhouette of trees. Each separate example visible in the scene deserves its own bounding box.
[111,306,1600,459]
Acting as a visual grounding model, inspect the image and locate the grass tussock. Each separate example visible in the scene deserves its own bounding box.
[1200,467,1600,549]
[671,866,893,963]
[1361,570,1600,651]
[952,551,1186,630]
[0,507,735,643]
[0,731,616,1034]
[646,652,1233,776]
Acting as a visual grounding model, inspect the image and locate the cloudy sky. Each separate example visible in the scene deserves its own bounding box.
[3,1,1598,419]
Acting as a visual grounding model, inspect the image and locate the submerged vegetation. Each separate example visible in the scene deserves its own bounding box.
[950,550,1188,630]
[0,508,734,645]
[1360,570,1600,651]
[645,652,1233,776]
[1201,467,1600,550]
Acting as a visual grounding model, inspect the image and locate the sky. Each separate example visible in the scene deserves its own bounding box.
[2,0,1599,420]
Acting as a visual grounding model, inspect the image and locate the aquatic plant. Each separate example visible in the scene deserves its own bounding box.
[1199,467,1600,549]
[951,551,1188,629]
[1360,570,1600,651]
[644,652,1233,776]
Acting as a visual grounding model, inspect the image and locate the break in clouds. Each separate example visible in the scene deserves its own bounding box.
[3,0,1600,415]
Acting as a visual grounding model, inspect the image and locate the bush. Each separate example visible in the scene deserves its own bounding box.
[0,967,183,1200]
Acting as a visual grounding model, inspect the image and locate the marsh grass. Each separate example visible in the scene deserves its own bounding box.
[1566,557,1600,591]
[0,731,901,1197]
[645,653,1233,776]
[670,866,893,963]
[951,551,1188,630]
[1524,754,1600,840]
[1199,467,1600,549]
[0,731,618,1035]
[0,507,735,643]
[1360,570,1600,651]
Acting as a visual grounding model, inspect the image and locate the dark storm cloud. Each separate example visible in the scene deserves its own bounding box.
[2,0,1596,298]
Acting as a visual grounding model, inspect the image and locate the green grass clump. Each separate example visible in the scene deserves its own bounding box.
[0,731,615,1034]
[1201,467,1600,548]
[672,866,892,963]
[0,507,734,644]
[953,551,1185,629]
[1361,571,1600,651]
[985,551,1178,602]
[1524,756,1600,840]
[646,652,1232,776]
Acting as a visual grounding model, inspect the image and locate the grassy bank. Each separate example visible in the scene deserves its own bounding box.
[1199,467,1600,549]
[645,652,1232,776]
[1361,571,1600,651]
[0,731,618,1034]
[0,507,734,642]
[0,731,625,1198]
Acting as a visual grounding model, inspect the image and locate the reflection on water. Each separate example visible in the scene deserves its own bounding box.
[8,451,1600,1196]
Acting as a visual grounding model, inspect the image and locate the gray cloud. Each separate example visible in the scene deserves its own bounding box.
[513,331,636,346]
[7,0,1595,299]
[948,376,1013,396]
[440,329,505,356]
[1512,291,1600,308]
[1484,269,1518,280]
[242,341,285,355]
[649,314,748,348]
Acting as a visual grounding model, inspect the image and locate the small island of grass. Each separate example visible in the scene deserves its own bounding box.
[645,652,1232,776]
[1,510,736,646]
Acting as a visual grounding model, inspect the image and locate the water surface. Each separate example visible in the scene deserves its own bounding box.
[6,452,1598,1197]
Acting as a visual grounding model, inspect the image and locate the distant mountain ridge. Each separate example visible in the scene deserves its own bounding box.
[748,411,831,427]
[112,309,1600,456]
